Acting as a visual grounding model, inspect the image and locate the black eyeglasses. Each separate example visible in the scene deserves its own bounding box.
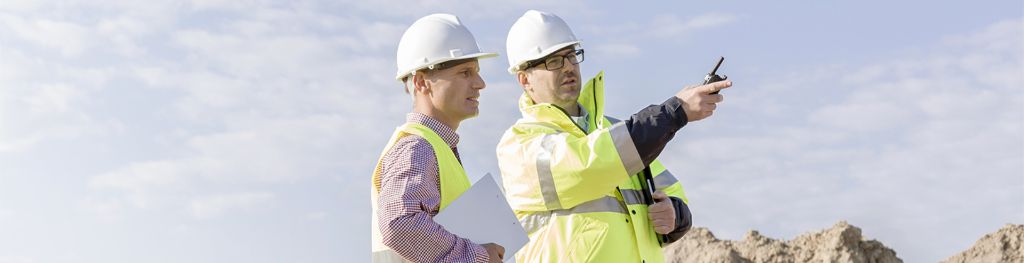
[525,49,584,71]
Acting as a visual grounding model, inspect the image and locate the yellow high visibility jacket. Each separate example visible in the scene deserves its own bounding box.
[497,71,688,263]
[370,123,472,263]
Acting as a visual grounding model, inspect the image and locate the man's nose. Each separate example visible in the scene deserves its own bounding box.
[560,59,575,74]
[473,74,486,90]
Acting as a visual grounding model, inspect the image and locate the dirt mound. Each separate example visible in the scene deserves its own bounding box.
[663,221,902,263]
[941,224,1024,263]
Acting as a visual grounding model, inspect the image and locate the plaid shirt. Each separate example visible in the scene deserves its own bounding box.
[376,113,489,263]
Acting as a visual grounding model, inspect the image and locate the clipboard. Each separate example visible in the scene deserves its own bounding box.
[434,173,529,262]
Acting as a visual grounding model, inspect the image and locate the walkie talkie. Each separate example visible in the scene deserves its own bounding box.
[703,57,728,94]
[640,167,669,244]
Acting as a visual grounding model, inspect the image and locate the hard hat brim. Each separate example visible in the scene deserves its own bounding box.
[506,40,581,74]
[395,52,499,81]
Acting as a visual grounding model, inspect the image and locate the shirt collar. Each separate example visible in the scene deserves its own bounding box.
[570,103,589,132]
[406,112,460,148]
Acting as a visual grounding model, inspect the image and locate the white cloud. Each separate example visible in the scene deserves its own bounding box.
[578,12,738,54]
[649,13,738,39]
[95,16,151,56]
[0,11,141,153]
[91,160,189,194]
[305,211,328,221]
[0,256,37,263]
[333,0,587,20]
[593,43,642,57]
[23,84,84,115]
[77,197,129,223]
[185,0,272,11]
[189,192,275,219]
[0,0,43,12]
[808,100,916,132]
[0,67,119,152]
[87,160,194,217]
[70,2,413,223]
[1,16,94,57]
[86,113,357,217]
[0,208,12,221]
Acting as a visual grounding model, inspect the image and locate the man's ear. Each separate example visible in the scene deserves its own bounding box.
[413,72,431,95]
[516,71,531,93]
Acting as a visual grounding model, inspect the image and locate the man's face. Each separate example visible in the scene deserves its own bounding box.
[423,60,486,122]
[521,48,581,109]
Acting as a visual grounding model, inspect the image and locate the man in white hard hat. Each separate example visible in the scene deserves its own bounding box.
[496,10,733,262]
[370,13,505,263]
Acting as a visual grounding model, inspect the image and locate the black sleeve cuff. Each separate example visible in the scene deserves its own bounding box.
[663,196,692,244]
[624,97,691,165]
[663,97,688,128]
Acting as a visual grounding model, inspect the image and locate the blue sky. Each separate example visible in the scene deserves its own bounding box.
[0,1,1021,262]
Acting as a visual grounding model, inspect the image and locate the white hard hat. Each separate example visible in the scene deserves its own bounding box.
[505,10,581,74]
[395,13,497,81]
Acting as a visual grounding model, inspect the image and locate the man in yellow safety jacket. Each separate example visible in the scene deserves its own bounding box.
[370,14,505,263]
[496,10,734,262]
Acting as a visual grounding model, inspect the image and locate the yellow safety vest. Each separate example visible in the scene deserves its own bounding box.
[497,71,688,263]
[370,123,472,263]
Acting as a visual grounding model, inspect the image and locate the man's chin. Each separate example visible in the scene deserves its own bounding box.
[563,87,581,96]
[461,109,480,120]
[561,92,581,102]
